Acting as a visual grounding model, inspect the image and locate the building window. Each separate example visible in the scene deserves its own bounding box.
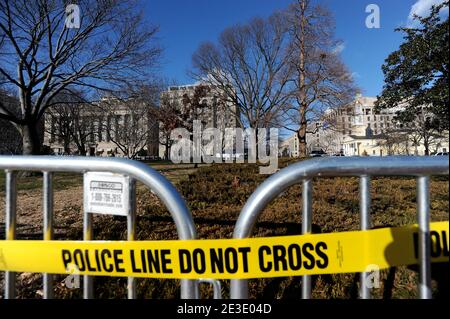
[367,116,371,121]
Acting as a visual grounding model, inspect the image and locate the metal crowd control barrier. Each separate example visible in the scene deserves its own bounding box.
[0,155,203,299]
[230,156,449,299]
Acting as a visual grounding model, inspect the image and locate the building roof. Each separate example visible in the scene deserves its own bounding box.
[347,134,386,140]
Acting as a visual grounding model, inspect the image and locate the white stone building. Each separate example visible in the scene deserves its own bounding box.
[281,95,449,157]
[44,98,159,158]
[159,82,240,159]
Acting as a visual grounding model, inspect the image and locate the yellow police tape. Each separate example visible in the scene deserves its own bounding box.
[0,222,448,280]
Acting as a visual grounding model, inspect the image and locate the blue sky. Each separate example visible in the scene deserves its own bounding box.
[145,0,445,97]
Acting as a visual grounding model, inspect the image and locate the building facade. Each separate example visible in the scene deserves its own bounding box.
[0,92,44,155]
[159,82,240,159]
[44,98,159,158]
[281,95,449,157]
[0,118,22,155]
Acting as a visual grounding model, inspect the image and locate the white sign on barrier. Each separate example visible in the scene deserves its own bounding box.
[83,172,130,216]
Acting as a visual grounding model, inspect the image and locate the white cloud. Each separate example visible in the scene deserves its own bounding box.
[408,0,447,25]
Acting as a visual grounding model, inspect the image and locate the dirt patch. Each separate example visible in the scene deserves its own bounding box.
[0,160,448,299]
[0,186,82,240]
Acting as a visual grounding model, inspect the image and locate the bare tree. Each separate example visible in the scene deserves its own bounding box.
[309,129,344,154]
[45,102,75,155]
[376,108,448,156]
[0,89,21,154]
[285,0,358,157]
[394,109,447,155]
[99,87,160,160]
[0,0,161,155]
[376,129,410,155]
[156,95,181,160]
[157,85,211,160]
[191,11,292,131]
[180,85,211,131]
[44,91,94,155]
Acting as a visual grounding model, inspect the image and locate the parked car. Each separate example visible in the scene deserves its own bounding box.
[309,150,327,158]
[331,153,345,157]
[434,152,449,156]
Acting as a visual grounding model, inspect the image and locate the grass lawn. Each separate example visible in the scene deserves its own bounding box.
[0,161,208,192]
[0,171,83,192]
[0,158,448,299]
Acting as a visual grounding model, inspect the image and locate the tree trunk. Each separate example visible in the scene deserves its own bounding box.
[64,138,71,155]
[297,0,308,158]
[298,106,308,158]
[75,141,87,156]
[21,123,41,155]
[79,147,87,156]
[424,138,430,156]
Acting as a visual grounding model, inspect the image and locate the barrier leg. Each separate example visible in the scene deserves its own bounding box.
[359,175,371,299]
[5,171,17,299]
[127,179,137,299]
[301,179,312,299]
[83,211,94,299]
[43,172,54,299]
[417,176,432,299]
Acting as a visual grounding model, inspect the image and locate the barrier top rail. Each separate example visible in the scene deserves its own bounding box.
[231,156,449,299]
[0,155,199,299]
[233,156,448,238]
[0,155,196,241]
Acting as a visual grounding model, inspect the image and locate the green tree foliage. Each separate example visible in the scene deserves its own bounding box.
[376,1,449,131]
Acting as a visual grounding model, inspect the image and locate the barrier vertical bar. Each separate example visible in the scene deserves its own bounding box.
[359,175,371,299]
[301,179,312,299]
[0,155,199,299]
[43,172,54,299]
[198,279,222,299]
[127,178,137,299]
[5,170,17,299]
[416,176,431,299]
[83,211,94,299]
